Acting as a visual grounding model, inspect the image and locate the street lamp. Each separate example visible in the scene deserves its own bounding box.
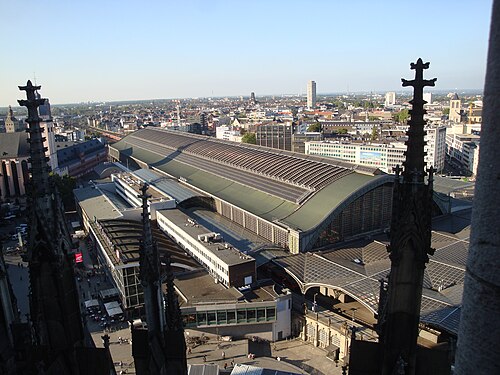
[313,293,318,312]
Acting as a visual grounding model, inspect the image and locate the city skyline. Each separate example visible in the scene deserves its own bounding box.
[0,0,493,105]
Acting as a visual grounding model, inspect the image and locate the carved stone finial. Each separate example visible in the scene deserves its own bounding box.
[400,59,437,183]
[18,80,44,122]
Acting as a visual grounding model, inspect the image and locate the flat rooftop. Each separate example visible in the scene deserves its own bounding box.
[74,185,127,221]
[186,208,271,253]
[175,271,283,307]
[113,172,164,200]
[133,168,202,203]
[157,209,254,267]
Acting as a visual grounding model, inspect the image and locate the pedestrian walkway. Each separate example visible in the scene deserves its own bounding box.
[185,331,343,375]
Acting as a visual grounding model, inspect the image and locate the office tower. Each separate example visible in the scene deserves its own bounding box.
[256,123,293,151]
[385,92,396,107]
[307,80,316,109]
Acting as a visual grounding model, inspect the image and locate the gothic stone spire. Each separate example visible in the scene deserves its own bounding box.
[401,58,436,183]
[18,81,51,198]
[139,183,165,339]
[18,81,84,358]
[137,183,187,375]
[381,60,436,375]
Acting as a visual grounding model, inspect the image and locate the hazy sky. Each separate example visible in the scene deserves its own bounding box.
[0,0,493,105]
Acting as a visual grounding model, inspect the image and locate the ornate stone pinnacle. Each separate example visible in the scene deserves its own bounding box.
[401,58,437,90]
[400,59,437,183]
[18,80,45,122]
[18,80,52,198]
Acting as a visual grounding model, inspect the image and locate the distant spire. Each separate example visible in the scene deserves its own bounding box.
[7,105,13,119]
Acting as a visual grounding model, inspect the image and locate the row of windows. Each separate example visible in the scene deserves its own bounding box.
[182,307,276,328]
[157,215,230,284]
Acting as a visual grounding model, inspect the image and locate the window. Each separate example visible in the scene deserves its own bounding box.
[257,308,266,322]
[237,309,246,323]
[207,312,216,325]
[227,310,236,324]
[266,307,276,321]
[217,311,227,324]
[247,308,256,322]
[197,312,207,326]
[185,313,197,328]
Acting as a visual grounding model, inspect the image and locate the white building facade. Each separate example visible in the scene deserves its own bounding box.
[305,125,446,173]
[446,133,481,174]
[215,126,242,142]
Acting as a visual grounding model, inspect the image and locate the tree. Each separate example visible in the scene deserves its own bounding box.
[307,123,321,132]
[443,108,450,115]
[337,128,348,135]
[371,126,378,141]
[241,132,256,144]
[50,173,77,211]
[392,109,409,123]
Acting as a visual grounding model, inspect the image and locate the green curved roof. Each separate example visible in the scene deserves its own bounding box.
[279,173,379,231]
[111,134,387,232]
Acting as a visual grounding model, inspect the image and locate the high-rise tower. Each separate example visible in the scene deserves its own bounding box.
[307,80,316,109]
[385,92,396,107]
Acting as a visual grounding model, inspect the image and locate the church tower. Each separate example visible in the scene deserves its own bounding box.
[449,93,462,123]
[4,106,16,133]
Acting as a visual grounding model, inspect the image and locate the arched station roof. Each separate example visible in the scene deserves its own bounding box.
[110,128,388,233]
[272,229,468,335]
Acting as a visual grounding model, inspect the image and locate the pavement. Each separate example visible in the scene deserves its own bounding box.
[88,326,345,375]
[184,331,344,375]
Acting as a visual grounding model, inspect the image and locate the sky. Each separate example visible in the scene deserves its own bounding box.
[0,0,494,104]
